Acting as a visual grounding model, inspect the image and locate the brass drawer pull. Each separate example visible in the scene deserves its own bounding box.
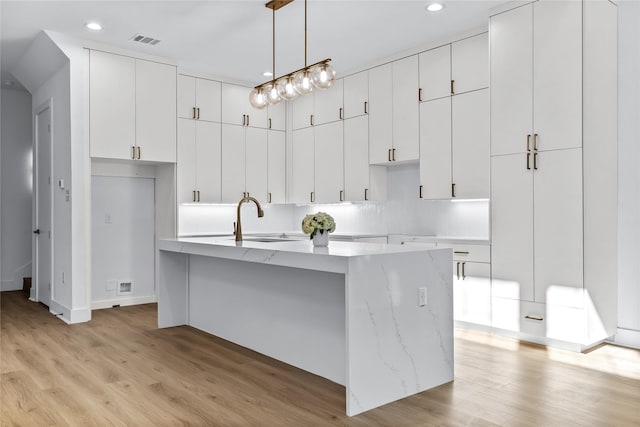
[339,107,343,120]
[453,251,469,255]
[419,185,423,199]
[340,190,344,202]
[418,88,423,102]
[137,146,141,160]
[456,262,460,280]
[461,262,465,280]
[364,188,369,201]
[525,315,544,321]
[364,101,368,114]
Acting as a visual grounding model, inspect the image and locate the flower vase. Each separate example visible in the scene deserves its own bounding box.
[312,232,329,247]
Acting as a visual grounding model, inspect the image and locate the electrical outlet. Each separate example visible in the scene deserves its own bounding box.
[419,287,427,307]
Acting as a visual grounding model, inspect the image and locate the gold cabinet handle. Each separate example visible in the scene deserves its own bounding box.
[197,190,200,202]
[450,80,455,95]
[533,133,538,151]
[525,315,544,321]
[388,149,391,162]
[196,108,200,120]
[242,114,246,126]
[454,251,470,255]
[137,146,141,160]
[456,262,460,280]
[392,148,396,161]
[526,134,531,152]
[310,191,315,203]
[533,152,538,170]
[527,152,531,170]
[246,114,249,126]
[339,107,343,120]
[192,107,196,119]
[419,185,423,199]
[268,192,272,203]
[131,146,136,160]
[268,118,272,129]
[461,262,466,280]
[364,101,368,114]
[192,190,196,202]
[364,188,369,201]
[418,88,423,102]
[340,190,344,201]
[451,183,456,198]
[310,114,314,126]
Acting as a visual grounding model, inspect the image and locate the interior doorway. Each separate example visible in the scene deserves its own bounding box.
[34,101,52,307]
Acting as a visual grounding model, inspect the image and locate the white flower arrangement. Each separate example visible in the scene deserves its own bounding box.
[301,212,336,239]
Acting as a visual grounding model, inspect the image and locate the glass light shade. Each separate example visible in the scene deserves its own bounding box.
[264,83,282,105]
[276,76,297,101]
[310,63,336,89]
[249,88,268,109]
[293,70,314,95]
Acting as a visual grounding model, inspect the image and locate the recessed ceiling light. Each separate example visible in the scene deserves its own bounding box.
[426,3,444,12]
[85,22,103,31]
[263,71,273,77]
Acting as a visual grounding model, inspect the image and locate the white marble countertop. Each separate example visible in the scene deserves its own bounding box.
[388,234,490,245]
[159,236,447,274]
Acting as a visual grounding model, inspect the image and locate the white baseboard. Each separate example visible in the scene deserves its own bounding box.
[49,299,91,324]
[91,294,156,310]
[612,328,640,349]
[0,262,32,291]
[1,280,21,292]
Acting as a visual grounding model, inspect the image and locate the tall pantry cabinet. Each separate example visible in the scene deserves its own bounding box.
[490,0,617,350]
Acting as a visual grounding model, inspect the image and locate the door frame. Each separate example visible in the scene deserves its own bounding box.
[32,98,54,304]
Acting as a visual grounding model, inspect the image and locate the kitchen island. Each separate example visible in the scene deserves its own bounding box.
[158,237,453,416]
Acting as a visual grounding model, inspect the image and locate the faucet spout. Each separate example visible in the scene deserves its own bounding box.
[235,195,264,242]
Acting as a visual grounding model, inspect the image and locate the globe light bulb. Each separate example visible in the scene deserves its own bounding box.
[264,83,281,105]
[276,76,297,101]
[293,70,314,95]
[249,87,268,109]
[311,63,336,90]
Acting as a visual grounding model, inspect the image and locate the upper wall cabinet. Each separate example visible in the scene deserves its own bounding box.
[343,71,368,119]
[221,83,268,128]
[368,63,393,164]
[291,94,314,130]
[177,75,221,122]
[419,45,451,102]
[267,102,286,131]
[314,80,344,126]
[90,50,176,162]
[392,56,420,163]
[451,33,489,95]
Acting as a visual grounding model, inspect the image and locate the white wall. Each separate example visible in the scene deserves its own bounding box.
[616,0,640,348]
[1,88,33,291]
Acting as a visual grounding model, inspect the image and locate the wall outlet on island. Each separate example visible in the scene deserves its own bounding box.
[419,287,427,307]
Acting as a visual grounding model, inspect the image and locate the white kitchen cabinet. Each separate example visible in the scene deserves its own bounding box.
[267,130,286,204]
[314,80,343,126]
[368,63,393,165]
[419,97,451,200]
[392,56,420,163]
[451,33,489,95]
[418,45,451,102]
[89,50,177,162]
[292,94,314,130]
[452,89,490,199]
[221,124,246,203]
[344,116,370,201]
[343,71,368,119]
[177,119,221,204]
[90,50,135,160]
[267,102,286,131]
[291,127,315,203]
[222,83,268,128]
[177,75,221,122]
[453,261,491,326]
[314,122,344,203]
[245,127,269,203]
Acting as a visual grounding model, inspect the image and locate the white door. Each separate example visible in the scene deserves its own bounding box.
[343,71,368,119]
[177,119,197,203]
[177,75,196,119]
[533,0,582,152]
[314,79,343,126]
[267,130,286,204]
[344,116,369,201]
[291,94,314,130]
[221,124,246,203]
[419,97,451,200]
[245,127,269,203]
[35,105,52,306]
[454,261,491,326]
[195,121,222,204]
[314,122,344,204]
[491,153,534,302]
[221,83,249,126]
[368,63,393,164]
[452,89,490,199]
[267,102,286,131]
[196,78,222,123]
[490,4,533,156]
[418,44,451,101]
[392,56,420,162]
[533,148,584,306]
[451,33,489,95]
[291,127,315,203]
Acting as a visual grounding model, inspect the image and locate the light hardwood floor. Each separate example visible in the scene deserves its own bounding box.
[1,290,639,426]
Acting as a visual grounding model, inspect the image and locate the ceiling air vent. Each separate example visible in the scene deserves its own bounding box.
[130,33,161,46]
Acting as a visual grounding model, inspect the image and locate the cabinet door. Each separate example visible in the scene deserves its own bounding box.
[368,63,393,164]
[245,127,269,203]
[452,89,490,199]
[418,44,451,102]
[392,56,420,162]
[89,50,135,160]
[491,153,534,302]
[177,75,196,119]
[314,79,343,126]
[344,116,369,201]
[196,78,222,123]
[291,93,314,130]
[195,121,222,204]
[267,102,286,131]
[291,127,315,203]
[454,261,491,326]
[490,4,533,156]
[136,59,177,162]
[533,0,582,152]
[343,71,368,119]
[221,124,246,203]
[222,84,268,128]
[267,130,286,204]
[419,97,452,200]
[451,33,489,95]
[314,122,344,204]
[177,119,196,203]
[533,148,583,306]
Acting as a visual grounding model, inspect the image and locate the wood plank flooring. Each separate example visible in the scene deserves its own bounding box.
[1,291,639,426]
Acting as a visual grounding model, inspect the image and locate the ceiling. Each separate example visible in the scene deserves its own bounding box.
[1,0,505,91]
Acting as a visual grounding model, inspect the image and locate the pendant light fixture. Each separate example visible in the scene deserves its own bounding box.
[249,0,336,109]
